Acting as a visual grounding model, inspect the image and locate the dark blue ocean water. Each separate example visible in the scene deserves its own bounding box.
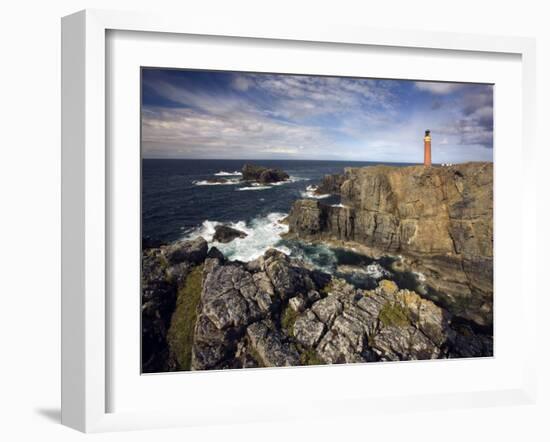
[142,159,413,242]
[142,159,414,288]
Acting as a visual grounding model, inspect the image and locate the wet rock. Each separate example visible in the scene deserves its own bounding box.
[213,225,248,243]
[207,246,225,261]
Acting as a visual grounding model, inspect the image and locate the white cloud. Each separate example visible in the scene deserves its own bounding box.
[414,81,466,95]
[232,76,253,92]
[141,71,493,161]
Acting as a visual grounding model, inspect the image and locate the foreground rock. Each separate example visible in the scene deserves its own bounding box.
[191,249,322,369]
[189,248,491,370]
[242,163,290,184]
[143,242,492,372]
[142,237,208,372]
[162,236,208,265]
[213,225,248,243]
[287,163,493,327]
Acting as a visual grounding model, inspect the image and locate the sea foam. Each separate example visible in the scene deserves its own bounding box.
[301,185,330,199]
[184,212,289,262]
[193,178,240,186]
[214,170,243,176]
[237,185,271,191]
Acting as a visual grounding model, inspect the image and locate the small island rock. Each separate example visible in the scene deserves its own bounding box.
[242,164,289,184]
[213,225,248,243]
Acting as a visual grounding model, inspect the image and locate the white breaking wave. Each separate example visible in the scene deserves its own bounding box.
[269,176,310,186]
[364,263,391,279]
[301,185,330,199]
[237,185,271,191]
[214,170,243,176]
[413,271,426,282]
[336,262,391,280]
[193,178,240,186]
[183,212,289,262]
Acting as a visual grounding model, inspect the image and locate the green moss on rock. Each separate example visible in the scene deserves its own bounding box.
[300,348,324,366]
[166,265,203,370]
[378,301,410,327]
[281,306,299,336]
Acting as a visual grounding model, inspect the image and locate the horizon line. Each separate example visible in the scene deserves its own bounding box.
[141,157,492,164]
[142,157,424,164]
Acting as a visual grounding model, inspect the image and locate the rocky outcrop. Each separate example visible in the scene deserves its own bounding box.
[162,237,208,265]
[287,163,493,327]
[141,249,179,372]
[213,225,248,243]
[141,237,208,373]
[242,163,290,184]
[143,242,492,372]
[316,173,346,195]
[191,249,327,370]
[188,248,490,370]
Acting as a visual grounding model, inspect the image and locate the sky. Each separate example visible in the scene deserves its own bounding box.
[141,69,493,163]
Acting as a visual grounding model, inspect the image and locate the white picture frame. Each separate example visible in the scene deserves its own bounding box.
[61,9,537,433]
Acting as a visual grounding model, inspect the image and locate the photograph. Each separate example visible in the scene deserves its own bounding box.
[140,68,494,373]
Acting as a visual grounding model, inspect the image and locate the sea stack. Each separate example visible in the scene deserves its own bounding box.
[424,129,432,167]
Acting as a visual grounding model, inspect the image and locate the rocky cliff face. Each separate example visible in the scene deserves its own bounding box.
[316,173,346,195]
[287,163,493,327]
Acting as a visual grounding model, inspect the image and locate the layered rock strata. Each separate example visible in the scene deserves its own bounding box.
[287,163,493,327]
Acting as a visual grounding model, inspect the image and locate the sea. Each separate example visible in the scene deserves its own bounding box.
[142,158,416,289]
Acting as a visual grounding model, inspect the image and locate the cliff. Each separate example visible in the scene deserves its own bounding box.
[287,163,493,327]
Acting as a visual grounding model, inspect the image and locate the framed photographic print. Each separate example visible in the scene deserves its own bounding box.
[140,68,494,374]
[61,9,537,432]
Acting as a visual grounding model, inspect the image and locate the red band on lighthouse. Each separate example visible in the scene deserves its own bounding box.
[424,130,432,167]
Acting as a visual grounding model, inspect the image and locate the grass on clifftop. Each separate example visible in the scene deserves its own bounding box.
[378,301,410,328]
[167,265,203,371]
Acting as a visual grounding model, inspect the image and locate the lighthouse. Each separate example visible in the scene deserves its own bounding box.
[424,130,432,167]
